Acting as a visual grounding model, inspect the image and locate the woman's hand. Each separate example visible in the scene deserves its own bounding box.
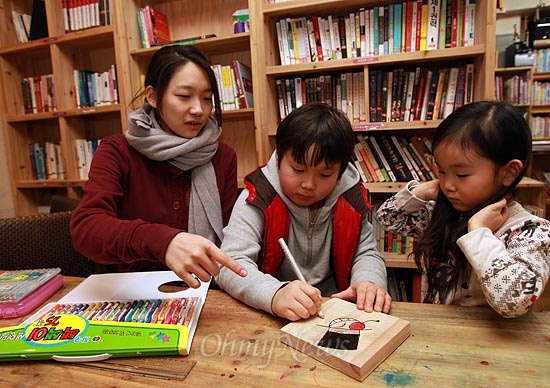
[165,232,247,288]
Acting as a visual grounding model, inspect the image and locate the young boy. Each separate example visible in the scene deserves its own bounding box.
[216,102,390,321]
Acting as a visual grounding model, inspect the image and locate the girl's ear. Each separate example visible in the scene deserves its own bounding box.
[502,159,523,187]
[144,85,158,108]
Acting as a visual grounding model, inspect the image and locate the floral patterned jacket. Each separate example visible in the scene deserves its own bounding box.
[376,181,550,318]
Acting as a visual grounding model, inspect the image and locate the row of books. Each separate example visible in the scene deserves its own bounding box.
[75,138,101,180]
[530,116,550,140]
[533,48,550,73]
[387,268,421,302]
[354,134,437,183]
[495,73,530,105]
[136,4,170,48]
[275,0,476,65]
[11,11,31,43]
[21,75,57,114]
[276,72,366,124]
[28,142,65,181]
[369,63,475,123]
[62,0,112,32]
[532,81,550,106]
[73,65,119,108]
[211,60,254,111]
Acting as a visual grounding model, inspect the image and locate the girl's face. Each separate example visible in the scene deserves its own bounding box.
[278,147,341,210]
[433,142,507,212]
[148,62,213,138]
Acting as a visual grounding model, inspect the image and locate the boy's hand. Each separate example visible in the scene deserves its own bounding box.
[331,281,392,313]
[468,197,509,232]
[272,280,323,321]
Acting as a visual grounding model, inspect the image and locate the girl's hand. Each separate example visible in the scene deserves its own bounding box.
[272,280,323,321]
[165,232,247,288]
[468,197,509,232]
[411,179,439,201]
[331,281,392,314]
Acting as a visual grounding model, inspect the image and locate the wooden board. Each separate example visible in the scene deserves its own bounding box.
[279,298,410,381]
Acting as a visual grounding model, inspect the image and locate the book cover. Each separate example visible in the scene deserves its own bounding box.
[231,60,254,109]
[279,298,410,381]
[29,0,48,40]
[150,6,171,45]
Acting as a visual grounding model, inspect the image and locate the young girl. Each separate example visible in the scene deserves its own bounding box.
[376,101,550,317]
[70,45,247,287]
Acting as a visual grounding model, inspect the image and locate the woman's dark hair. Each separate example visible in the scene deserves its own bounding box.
[276,102,355,177]
[130,45,222,125]
[413,100,532,290]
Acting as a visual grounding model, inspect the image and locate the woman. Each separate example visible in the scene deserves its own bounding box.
[71,45,247,287]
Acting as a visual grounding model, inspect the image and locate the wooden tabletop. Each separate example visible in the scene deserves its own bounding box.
[1,276,549,387]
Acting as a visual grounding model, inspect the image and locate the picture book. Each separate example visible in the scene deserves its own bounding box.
[279,298,410,381]
[0,271,209,362]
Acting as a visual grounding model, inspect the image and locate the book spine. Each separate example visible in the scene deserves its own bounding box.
[426,0,440,50]
[369,136,396,181]
[379,135,414,182]
[231,60,246,109]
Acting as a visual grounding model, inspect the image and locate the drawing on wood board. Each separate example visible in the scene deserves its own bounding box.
[316,317,380,350]
[280,298,410,381]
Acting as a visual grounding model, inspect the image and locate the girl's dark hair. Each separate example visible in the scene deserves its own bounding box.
[413,101,532,290]
[276,102,355,177]
[130,45,222,125]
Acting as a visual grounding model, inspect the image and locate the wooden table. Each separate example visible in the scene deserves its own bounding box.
[1,276,549,387]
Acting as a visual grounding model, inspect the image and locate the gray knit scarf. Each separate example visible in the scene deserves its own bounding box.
[125,103,223,245]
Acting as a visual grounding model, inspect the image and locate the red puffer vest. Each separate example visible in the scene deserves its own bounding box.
[244,168,372,291]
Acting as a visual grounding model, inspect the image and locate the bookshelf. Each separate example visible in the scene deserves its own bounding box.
[251,0,548,302]
[125,0,258,188]
[495,64,550,216]
[0,0,547,300]
[0,0,259,216]
[0,0,131,216]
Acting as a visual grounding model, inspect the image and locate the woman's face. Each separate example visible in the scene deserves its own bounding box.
[149,61,214,138]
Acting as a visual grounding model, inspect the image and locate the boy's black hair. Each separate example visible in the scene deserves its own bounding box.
[130,45,222,125]
[275,102,355,177]
[413,100,532,294]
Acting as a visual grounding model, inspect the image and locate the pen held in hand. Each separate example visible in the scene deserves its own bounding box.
[278,238,325,319]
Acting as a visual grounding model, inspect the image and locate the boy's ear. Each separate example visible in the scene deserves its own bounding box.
[145,85,158,108]
[502,159,523,187]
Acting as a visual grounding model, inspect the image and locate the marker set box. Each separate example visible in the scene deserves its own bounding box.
[0,271,209,362]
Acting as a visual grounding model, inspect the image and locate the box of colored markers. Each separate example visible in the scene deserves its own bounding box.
[0,271,209,362]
